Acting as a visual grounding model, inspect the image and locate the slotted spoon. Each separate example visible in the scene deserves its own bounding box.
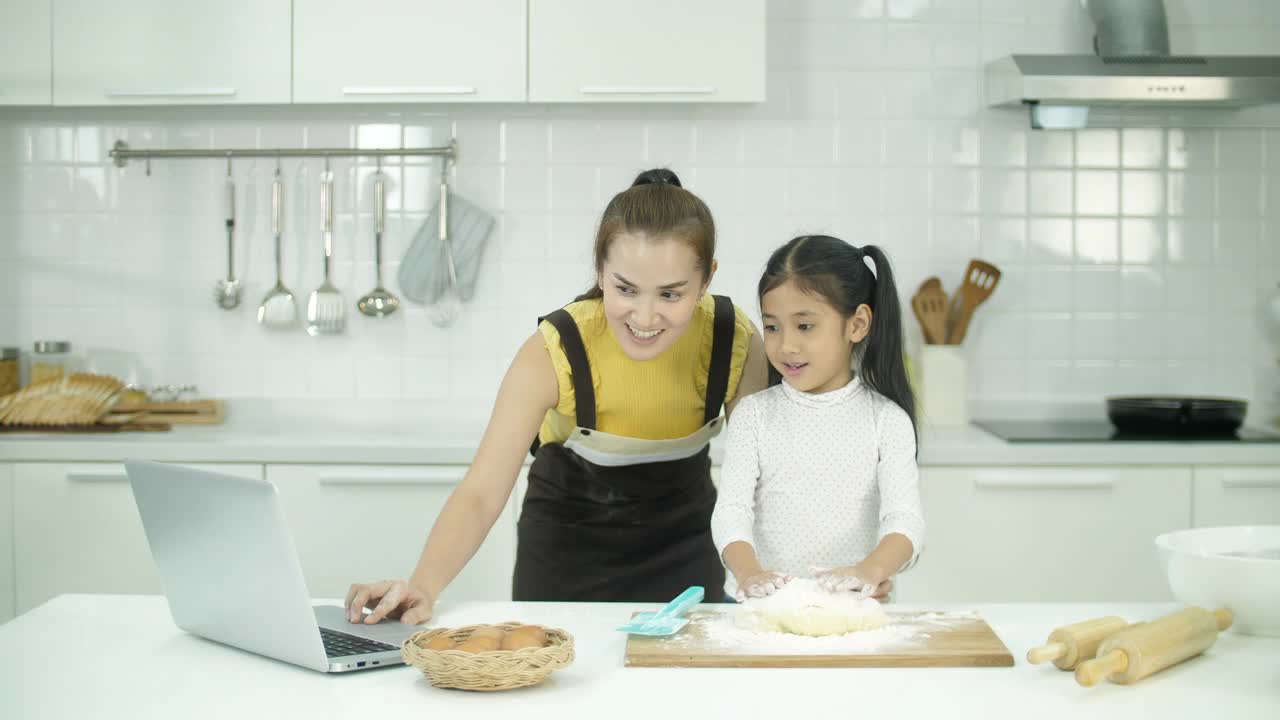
[945,260,1001,344]
[306,169,345,335]
[357,168,400,318]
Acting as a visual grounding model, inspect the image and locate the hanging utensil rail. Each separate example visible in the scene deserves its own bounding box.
[109,139,457,174]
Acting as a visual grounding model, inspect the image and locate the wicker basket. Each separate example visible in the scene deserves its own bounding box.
[401,622,574,692]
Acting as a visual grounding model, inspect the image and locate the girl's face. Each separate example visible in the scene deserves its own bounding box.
[599,232,713,361]
[760,278,870,394]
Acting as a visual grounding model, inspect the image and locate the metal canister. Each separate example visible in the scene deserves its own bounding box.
[30,341,74,386]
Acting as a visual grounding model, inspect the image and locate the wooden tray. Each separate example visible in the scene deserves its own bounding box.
[624,610,1014,668]
[107,399,224,425]
[0,420,171,433]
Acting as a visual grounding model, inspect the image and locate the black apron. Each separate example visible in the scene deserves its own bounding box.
[512,295,736,602]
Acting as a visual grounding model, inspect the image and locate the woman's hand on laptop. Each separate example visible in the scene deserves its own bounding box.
[345,579,435,625]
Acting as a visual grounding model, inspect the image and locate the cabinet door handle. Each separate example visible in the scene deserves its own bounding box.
[66,473,130,483]
[104,88,237,98]
[1222,474,1280,489]
[578,85,716,95]
[341,85,476,96]
[318,468,466,486]
[974,472,1115,490]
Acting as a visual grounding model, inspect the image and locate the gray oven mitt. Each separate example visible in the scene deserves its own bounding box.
[398,192,495,304]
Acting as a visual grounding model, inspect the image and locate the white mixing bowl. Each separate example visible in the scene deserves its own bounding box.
[1155,526,1280,637]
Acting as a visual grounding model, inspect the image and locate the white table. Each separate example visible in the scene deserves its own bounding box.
[1,595,1276,719]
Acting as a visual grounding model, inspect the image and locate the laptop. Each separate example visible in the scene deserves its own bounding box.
[125,459,420,672]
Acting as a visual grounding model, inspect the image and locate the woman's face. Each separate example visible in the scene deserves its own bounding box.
[599,232,712,361]
[760,278,869,394]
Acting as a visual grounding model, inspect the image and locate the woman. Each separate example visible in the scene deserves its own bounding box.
[346,169,768,624]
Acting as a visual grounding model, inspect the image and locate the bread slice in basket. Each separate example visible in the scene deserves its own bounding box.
[0,373,126,426]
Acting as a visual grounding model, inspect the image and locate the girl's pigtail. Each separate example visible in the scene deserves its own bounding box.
[860,245,917,442]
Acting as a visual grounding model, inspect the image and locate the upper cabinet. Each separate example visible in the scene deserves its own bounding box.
[294,0,526,103]
[17,1,765,106]
[52,0,291,106]
[528,0,764,103]
[0,0,52,105]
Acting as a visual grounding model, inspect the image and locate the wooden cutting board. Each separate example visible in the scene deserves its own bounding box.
[624,610,1014,668]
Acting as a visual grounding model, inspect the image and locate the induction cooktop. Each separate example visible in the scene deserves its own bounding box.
[974,420,1280,443]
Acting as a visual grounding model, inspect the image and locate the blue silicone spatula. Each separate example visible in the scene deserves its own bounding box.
[616,586,705,636]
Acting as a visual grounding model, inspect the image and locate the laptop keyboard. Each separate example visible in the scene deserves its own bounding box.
[320,626,398,658]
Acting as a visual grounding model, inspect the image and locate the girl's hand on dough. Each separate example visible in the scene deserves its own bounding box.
[734,570,793,602]
[811,563,893,599]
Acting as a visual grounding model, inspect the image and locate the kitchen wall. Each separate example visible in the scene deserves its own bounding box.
[1,0,1278,422]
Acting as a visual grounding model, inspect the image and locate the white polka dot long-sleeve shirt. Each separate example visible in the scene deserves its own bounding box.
[711,377,926,597]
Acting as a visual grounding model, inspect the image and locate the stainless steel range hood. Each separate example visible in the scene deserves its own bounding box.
[984,1,1280,128]
[986,54,1280,108]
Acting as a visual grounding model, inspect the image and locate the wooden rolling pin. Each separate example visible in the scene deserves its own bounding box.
[1027,615,1131,670]
[1075,607,1233,687]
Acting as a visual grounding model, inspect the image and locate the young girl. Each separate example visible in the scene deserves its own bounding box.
[346,169,769,624]
[711,235,924,602]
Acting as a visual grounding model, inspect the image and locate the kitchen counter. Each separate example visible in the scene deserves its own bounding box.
[0,400,1277,465]
[1,595,1275,719]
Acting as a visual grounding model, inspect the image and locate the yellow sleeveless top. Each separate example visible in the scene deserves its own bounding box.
[537,294,755,444]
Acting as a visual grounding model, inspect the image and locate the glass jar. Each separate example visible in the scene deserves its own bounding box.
[30,341,74,386]
[0,347,18,396]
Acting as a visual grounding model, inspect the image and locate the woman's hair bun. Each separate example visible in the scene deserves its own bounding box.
[631,168,682,188]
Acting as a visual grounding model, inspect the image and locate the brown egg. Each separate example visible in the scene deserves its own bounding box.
[501,625,549,651]
[424,634,456,651]
[455,635,501,653]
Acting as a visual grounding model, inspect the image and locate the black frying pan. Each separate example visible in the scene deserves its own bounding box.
[1106,396,1247,436]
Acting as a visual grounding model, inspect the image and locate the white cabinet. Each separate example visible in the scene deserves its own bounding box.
[52,0,290,106]
[269,464,518,604]
[12,463,263,615]
[1192,467,1280,527]
[896,467,1191,603]
[293,0,526,103]
[528,0,765,102]
[0,465,14,623]
[0,0,51,105]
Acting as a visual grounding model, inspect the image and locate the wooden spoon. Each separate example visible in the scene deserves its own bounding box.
[911,277,948,345]
[945,260,1001,344]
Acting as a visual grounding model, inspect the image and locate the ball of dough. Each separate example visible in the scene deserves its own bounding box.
[744,578,889,636]
[468,625,507,643]
[424,634,456,651]
[501,625,548,650]
[455,635,501,653]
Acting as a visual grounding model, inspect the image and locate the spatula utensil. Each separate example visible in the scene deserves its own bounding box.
[306,168,345,336]
[945,260,1001,344]
[258,166,298,328]
[616,586,704,637]
[911,277,948,345]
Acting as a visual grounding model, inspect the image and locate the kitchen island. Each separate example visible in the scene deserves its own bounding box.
[1,595,1275,719]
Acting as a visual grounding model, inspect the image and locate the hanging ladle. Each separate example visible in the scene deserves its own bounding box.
[357,163,400,318]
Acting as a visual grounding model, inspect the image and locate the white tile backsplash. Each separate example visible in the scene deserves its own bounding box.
[1,0,1277,422]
